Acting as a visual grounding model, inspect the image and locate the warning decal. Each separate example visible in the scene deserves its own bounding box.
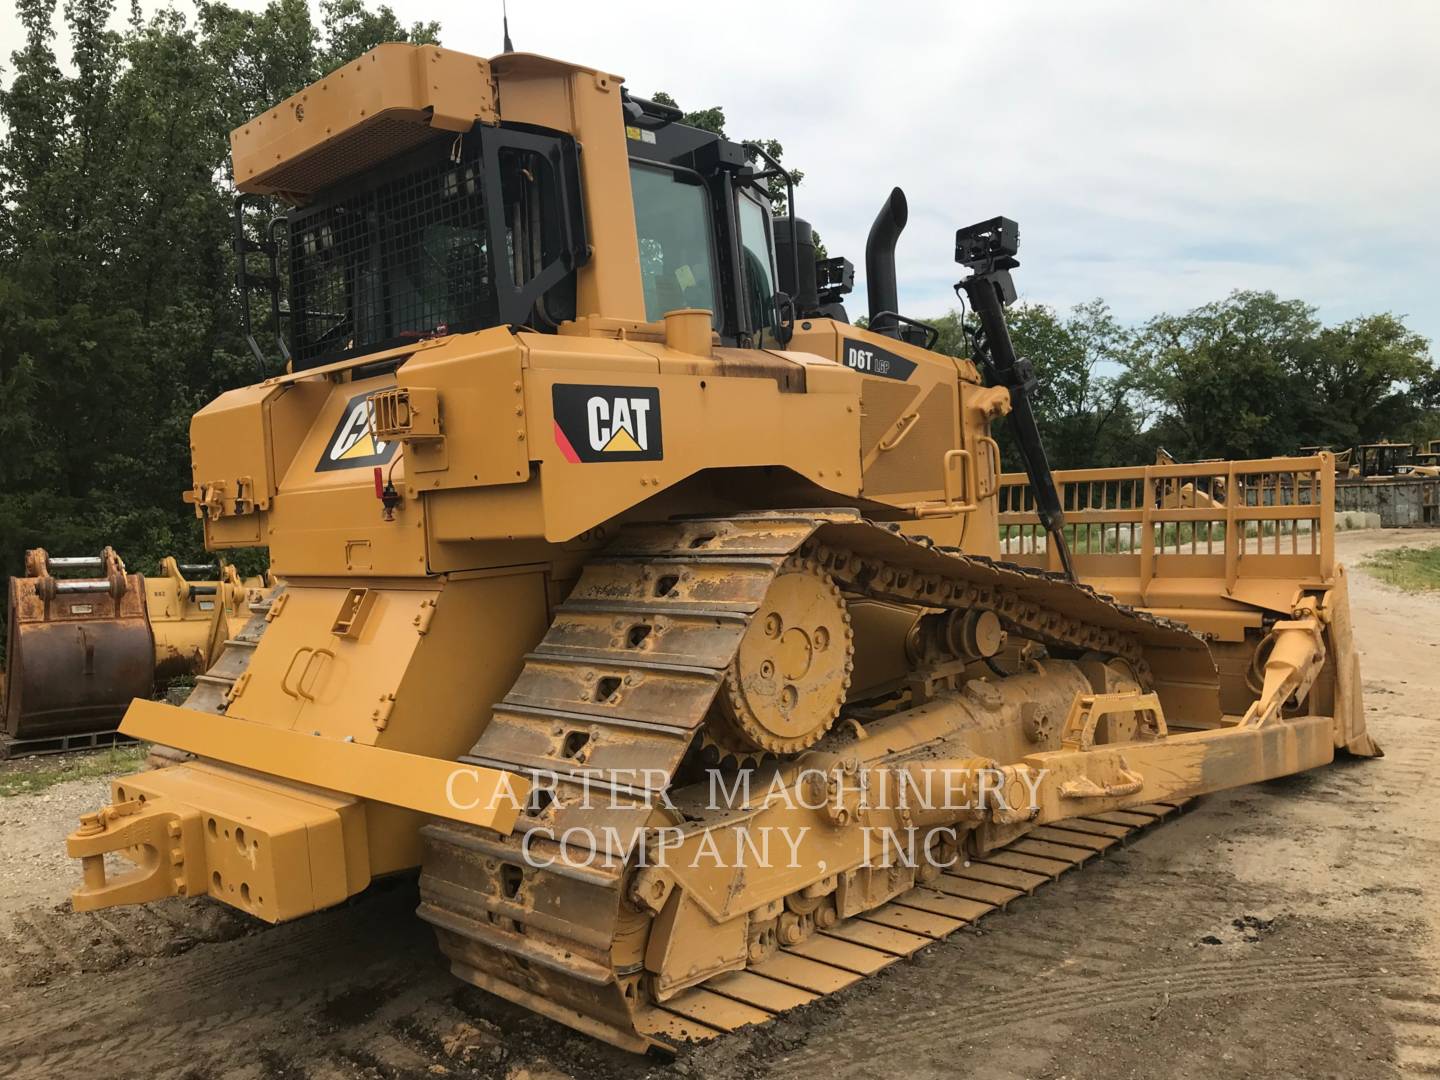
[316,391,399,472]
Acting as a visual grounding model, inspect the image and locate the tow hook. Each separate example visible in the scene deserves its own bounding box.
[66,798,207,911]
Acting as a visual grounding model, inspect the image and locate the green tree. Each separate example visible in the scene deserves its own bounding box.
[1126,291,1435,461]
[1298,313,1433,449]
[1127,290,1319,460]
[1010,300,1146,469]
[317,0,438,76]
[0,0,443,658]
[931,300,1145,469]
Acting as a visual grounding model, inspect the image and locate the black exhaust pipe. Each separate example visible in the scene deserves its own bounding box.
[866,187,907,336]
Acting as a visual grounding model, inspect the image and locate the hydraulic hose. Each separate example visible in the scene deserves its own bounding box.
[960,273,1076,581]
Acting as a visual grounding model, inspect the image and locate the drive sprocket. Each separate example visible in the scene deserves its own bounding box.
[705,555,854,759]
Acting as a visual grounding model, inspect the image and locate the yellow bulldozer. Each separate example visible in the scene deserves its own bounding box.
[64,44,1378,1051]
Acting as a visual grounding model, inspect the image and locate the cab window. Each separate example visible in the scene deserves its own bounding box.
[737,192,777,334]
[630,162,717,321]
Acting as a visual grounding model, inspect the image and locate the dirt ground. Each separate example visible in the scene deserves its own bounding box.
[1,528,1438,1080]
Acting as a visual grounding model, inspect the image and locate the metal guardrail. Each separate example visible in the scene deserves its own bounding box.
[997,454,1336,597]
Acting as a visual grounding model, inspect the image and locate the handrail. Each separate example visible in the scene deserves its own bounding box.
[996,453,1336,587]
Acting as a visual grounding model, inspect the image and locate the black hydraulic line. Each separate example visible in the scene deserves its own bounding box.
[984,654,1012,679]
[954,217,1076,581]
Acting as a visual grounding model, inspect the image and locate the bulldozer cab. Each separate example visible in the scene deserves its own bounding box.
[234,50,808,373]
[220,44,999,552]
[1356,441,1412,478]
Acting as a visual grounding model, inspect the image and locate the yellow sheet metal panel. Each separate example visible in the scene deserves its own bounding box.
[231,45,498,199]
[179,384,272,526]
[264,373,431,578]
[120,698,529,833]
[490,53,645,321]
[218,574,547,759]
[381,572,552,760]
[523,366,860,541]
[223,583,435,742]
[390,328,531,492]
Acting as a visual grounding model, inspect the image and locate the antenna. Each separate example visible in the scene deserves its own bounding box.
[502,0,514,52]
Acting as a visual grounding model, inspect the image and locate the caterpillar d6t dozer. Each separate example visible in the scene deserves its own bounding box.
[66,43,1378,1051]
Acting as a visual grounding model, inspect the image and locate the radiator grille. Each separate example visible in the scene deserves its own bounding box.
[862,383,955,497]
[258,116,444,199]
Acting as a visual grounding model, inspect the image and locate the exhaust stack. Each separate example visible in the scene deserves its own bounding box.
[865,187,907,336]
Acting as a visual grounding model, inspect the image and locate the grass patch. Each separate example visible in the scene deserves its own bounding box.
[0,743,148,797]
[1363,545,1440,592]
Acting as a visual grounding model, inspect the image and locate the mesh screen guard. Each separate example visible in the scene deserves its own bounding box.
[281,124,589,369]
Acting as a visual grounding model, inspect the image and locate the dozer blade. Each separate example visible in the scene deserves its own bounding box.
[420,472,1376,1053]
[997,453,1380,758]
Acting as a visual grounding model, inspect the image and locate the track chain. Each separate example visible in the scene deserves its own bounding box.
[417,511,1213,1050]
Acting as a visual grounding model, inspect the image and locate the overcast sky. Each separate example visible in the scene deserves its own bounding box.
[5,0,1438,342]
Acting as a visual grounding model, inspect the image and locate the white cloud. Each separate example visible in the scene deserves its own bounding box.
[4,0,1437,339]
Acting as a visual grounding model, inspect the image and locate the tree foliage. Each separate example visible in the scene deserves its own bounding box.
[0,0,439,636]
[934,290,1436,469]
[1129,291,1435,461]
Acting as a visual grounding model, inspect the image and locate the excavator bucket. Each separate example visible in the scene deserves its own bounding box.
[146,558,255,683]
[2,548,154,757]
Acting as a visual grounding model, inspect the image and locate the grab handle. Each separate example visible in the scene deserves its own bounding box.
[279,647,315,699]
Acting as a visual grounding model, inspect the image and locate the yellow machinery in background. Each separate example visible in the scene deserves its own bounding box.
[63,43,1379,1051]
[1405,439,1440,477]
[146,557,259,682]
[1355,441,1414,478]
[1152,448,1226,507]
[3,550,270,756]
[1299,445,1354,476]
